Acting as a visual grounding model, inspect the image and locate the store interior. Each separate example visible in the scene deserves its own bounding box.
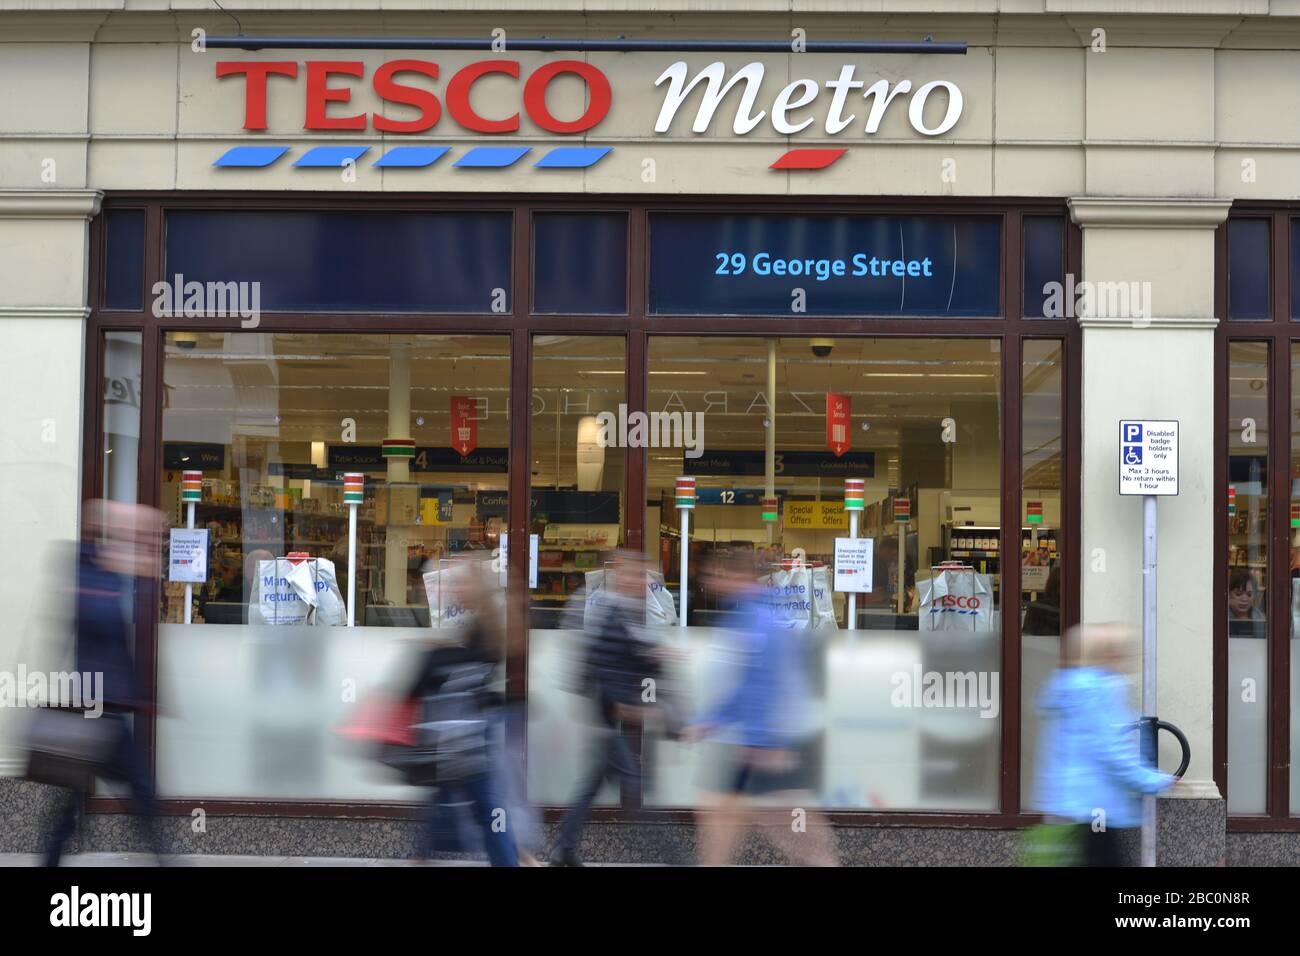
[156,332,1062,635]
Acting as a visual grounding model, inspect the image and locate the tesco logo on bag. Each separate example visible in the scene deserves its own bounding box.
[934,595,981,610]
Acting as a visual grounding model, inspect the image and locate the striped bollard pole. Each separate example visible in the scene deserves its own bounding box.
[894,496,911,615]
[676,477,696,628]
[344,473,364,627]
[845,479,865,631]
[181,470,203,624]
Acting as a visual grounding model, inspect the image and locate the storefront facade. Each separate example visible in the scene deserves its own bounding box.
[3,1,1298,865]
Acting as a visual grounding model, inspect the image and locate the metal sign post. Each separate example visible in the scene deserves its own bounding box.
[1119,419,1179,868]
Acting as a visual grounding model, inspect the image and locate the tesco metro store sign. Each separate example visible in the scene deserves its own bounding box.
[214,58,965,170]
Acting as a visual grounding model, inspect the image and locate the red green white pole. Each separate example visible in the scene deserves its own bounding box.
[676,477,695,628]
[845,478,865,630]
[344,473,364,627]
[181,470,202,624]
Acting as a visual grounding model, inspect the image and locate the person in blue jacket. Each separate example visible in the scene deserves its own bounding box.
[684,552,836,867]
[45,500,168,867]
[1032,622,1177,866]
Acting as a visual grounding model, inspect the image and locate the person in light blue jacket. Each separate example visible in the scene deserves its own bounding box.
[684,552,836,866]
[1032,623,1176,866]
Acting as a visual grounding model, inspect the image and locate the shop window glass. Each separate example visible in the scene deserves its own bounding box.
[647,214,1002,316]
[165,211,513,313]
[641,336,1002,811]
[1018,340,1064,808]
[98,331,145,800]
[1227,341,1269,813]
[533,213,628,314]
[526,335,626,809]
[1290,344,1300,814]
[1228,219,1270,321]
[104,209,145,311]
[156,332,510,801]
[1022,217,1064,319]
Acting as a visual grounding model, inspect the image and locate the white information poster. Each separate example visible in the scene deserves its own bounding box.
[168,528,209,583]
[529,534,539,589]
[834,537,874,593]
[1022,565,1051,591]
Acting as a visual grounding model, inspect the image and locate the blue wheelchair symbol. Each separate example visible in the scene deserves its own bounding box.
[1123,445,1143,465]
[1123,423,1143,443]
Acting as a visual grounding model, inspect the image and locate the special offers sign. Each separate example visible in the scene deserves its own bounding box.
[209,55,969,171]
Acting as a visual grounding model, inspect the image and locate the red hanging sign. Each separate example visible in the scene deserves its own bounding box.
[450,396,478,457]
[826,392,851,457]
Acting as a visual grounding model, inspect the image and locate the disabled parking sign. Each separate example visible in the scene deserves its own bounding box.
[1119,420,1178,496]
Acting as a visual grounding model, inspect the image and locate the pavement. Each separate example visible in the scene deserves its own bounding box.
[0,852,527,867]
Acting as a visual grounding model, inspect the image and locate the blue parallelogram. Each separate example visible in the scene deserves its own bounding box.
[534,147,612,169]
[293,146,371,167]
[372,146,451,168]
[213,146,290,168]
[454,146,531,168]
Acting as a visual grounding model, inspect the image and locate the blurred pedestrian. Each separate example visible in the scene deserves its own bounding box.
[45,500,168,867]
[408,557,518,867]
[549,551,661,866]
[1032,623,1177,866]
[683,552,836,867]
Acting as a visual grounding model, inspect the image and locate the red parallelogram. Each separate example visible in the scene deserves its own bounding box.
[770,148,847,170]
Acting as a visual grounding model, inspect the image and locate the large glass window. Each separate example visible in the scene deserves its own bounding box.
[1022,217,1065,319]
[155,332,510,800]
[1228,219,1270,321]
[103,210,145,311]
[1019,340,1064,807]
[1290,344,1300,814]
[641,336,1002,811]
[526,335,627,808]
[1227,341,1270,814]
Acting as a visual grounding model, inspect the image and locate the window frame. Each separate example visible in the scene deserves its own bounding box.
[84,193,1080,827]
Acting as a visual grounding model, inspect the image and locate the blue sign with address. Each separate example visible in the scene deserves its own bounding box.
[648,214,1001,316]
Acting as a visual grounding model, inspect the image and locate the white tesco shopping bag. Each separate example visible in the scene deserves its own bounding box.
[918,569,994,632]
[810,565,838,631]
[422,568,471,629]
[256,557,347,626]
[762,567,816,629]
[581,568,678,629]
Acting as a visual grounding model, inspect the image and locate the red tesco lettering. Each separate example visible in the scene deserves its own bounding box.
[216,59,611,134]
